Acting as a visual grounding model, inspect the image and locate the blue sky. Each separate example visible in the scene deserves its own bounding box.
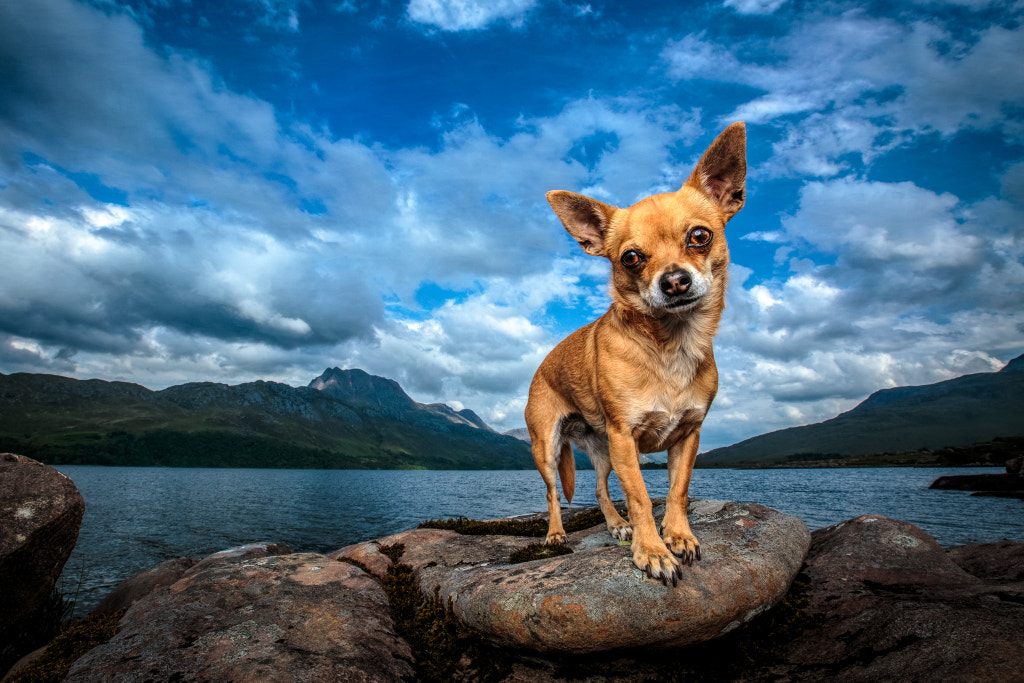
[1,0,1022,450]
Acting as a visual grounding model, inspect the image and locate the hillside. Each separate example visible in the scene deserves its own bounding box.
[699,354,1024,467]
[0,368,533,470]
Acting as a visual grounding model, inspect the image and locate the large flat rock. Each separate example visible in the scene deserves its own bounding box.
[336,500,810,654]
[65,552,414,682]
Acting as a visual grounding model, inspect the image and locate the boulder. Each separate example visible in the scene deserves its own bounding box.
[335,500,810,654]
[1006,454,1023,477]
[65,552,414,682]
[771,516,1024,682]
[91,556,198,615]
[90,542,296,616]
[929,472,1022,491]
[0,454,85,661]
[181,541,294,576]
[946,539,1024,583]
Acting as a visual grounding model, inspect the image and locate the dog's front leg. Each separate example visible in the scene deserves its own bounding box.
[662,429,702,565]
[607,429,682,585]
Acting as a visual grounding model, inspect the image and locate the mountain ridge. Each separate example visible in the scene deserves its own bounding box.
[699,354,1024,467]
[0,368,532,470]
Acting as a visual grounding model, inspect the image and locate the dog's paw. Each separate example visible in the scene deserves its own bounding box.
[664,533,701,566]
[633,544,684,587]
[608,523,633,541]
[545,532,568,545]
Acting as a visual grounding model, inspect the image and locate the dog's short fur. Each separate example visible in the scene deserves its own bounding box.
[524,122,746,585]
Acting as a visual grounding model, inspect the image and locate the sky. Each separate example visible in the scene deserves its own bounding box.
[1,0,1022,451]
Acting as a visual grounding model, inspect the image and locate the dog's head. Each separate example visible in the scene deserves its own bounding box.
[547,122,746,318]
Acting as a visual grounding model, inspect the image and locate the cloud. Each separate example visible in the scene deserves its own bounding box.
[405,0,538,31]
[724,0,789,15]
[704,171,1024,448]
[662,12,1024,177]
[2,0,1021,445]
[0,0,708,416]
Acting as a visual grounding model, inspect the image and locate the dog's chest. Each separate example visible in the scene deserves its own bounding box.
[629,352,709,453]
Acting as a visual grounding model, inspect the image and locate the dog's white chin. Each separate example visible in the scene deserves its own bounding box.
[661,296,703,314]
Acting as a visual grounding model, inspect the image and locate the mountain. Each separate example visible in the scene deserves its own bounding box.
[0,369,533,470]
[699,354,1024,467]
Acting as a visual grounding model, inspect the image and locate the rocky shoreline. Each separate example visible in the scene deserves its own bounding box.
[929,454,1024,500]
[2,453,1023,682]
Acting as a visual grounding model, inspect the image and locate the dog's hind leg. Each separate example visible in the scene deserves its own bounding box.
[587,442,632,541]
[531,429,568,545]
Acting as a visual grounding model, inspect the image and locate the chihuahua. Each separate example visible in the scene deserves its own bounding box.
[524,122,746,585]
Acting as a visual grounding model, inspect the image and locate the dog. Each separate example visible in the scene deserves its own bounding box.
[524,122,746,586]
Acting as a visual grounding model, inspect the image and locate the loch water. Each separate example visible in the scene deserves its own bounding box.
[56,465,1022,615]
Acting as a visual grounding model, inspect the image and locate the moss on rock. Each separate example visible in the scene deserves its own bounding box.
[509,542,574,564]
[418,505,616,538]
[5,610,125,683]
[373,543,512,682]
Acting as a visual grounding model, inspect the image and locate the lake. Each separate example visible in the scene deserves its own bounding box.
[55,465,1022,615]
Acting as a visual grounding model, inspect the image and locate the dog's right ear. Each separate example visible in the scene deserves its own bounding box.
[546,190,618,257]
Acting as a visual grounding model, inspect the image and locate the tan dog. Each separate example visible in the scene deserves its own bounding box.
[525,122,746,585]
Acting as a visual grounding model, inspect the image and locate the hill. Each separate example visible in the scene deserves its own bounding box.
[0,368,533,470]
[699,354,1024,467]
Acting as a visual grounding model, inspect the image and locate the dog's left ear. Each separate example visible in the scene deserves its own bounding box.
[685,121,747,220]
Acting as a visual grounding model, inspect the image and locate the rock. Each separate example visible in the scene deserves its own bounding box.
[91,556,198,615]
[771,516,1024,682]
[802,514,979,587]
[65,552,414,682]
[947,539,1024,583]
[340,500,810,654]
[929,472,1023,492]
[0,454,85,662]
[90,542,294,617]
[969,489,1024,500]
[328,541,396,577]
[1006,455,1023,477]
[181,541,294,576]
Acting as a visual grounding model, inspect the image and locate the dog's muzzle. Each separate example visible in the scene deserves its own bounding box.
[647,266,712,309]
[659,268,702,308]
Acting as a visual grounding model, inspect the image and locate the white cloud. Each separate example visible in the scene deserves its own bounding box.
[405,0,538,31]
[724,0,788,15]
[663,13,1024,177]
[702,171,1024,449]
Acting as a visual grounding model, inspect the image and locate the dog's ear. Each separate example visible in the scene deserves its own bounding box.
[546,190,618,257]
[685,121,747,220]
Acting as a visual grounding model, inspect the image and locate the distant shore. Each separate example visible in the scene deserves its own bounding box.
[696,437,1023,470]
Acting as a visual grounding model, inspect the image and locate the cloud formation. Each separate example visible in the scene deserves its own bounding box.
[1,0,1021,450]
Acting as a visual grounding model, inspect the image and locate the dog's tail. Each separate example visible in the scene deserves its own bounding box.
[558,442,576,505]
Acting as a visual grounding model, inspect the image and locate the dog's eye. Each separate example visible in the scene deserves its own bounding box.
[687,227,713,247]
[620,250,644,268]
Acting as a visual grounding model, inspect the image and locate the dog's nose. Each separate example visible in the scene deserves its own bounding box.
[659,269,692,297]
